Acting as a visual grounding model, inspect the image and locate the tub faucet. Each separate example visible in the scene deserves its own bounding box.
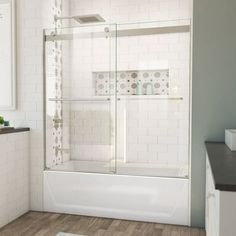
[53,118,63,124]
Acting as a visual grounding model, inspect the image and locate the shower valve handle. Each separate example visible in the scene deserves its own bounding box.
[55,147,70,154]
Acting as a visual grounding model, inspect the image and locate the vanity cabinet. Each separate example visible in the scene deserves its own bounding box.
[205,157,220,236]
[205,142,236,236]
[0,129,30,228]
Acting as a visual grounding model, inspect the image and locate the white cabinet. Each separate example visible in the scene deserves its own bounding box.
[206,157,219,236]
[0,131,29,228]
[206,154,236,236]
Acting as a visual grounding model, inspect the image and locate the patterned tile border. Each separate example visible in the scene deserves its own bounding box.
[94,70,169,96]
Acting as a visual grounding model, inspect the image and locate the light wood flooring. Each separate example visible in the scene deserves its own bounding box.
[0,212,205,236]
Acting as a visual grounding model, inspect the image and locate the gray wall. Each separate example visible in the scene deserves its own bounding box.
[191,0,236,227]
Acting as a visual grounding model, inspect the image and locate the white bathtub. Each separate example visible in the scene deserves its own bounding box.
[44,170,190,226]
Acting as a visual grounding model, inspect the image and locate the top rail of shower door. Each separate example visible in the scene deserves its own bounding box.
[45,24,190,42]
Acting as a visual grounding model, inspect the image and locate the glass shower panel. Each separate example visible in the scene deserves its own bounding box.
[115,20,191,178]
[44,24,117,174]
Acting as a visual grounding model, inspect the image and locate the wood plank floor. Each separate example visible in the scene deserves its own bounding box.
[0,212,205,236]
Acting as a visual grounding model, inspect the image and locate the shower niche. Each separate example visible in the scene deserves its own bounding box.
[44,20,191,178]
[94,69,169,96]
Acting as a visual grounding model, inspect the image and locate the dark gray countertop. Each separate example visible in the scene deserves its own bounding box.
[0,127,30,135]
[205,142,236,191]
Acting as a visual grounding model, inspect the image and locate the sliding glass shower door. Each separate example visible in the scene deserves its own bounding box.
[44,20,191,178]
[44,24,117,174]
[115,21,191,178]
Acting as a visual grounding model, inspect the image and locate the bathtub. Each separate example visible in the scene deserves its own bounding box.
[44,170,190,226]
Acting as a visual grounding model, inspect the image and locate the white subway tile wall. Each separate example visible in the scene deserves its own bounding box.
[1,0,66,211]
[1,0,191,211]
[0,132,29,228]
[67,28,190,169]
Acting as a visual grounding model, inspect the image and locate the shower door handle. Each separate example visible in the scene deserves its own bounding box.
[55,147,70,155]
[48,98,111,102]
[116,97,183,101]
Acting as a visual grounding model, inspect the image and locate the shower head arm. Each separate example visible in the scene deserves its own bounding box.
[54,14,106,24]
[54,16,74,21]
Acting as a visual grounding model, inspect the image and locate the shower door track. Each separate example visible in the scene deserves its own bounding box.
[45,24,190,42]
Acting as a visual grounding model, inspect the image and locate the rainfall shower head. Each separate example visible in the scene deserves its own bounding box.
[55,14,105,24]
[73,14,105,24]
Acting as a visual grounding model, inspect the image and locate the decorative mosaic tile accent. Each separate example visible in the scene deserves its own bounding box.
[47,0,63,166]
[94,70,169,96]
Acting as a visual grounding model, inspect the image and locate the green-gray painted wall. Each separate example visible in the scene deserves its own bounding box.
[191,0,236,227]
